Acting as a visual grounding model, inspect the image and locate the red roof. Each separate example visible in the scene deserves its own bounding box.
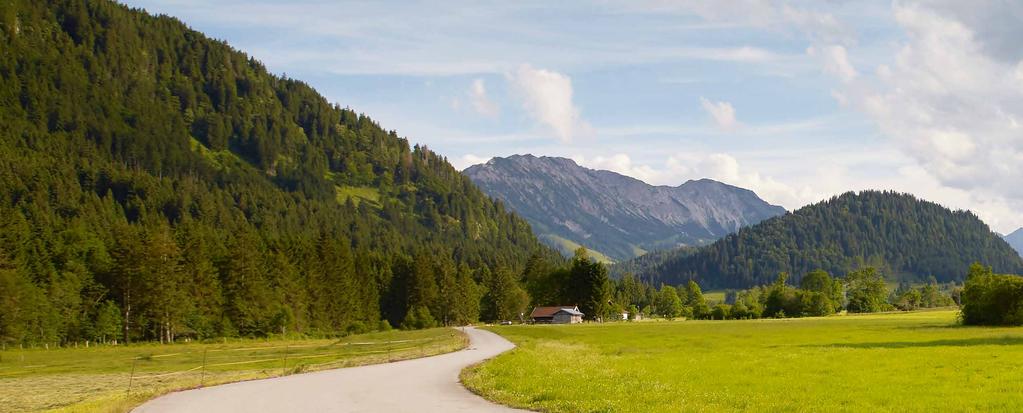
[530,306,582,318]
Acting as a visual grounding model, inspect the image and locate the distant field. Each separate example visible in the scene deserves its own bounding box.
[0,328,465,413]
[335,185,381,206]
[465,311,1023,412]
[702,290,727,304]
[541,234,616,264]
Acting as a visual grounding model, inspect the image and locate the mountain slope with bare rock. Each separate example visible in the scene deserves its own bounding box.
[463,155,785,261]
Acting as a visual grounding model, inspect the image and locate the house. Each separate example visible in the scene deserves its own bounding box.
[530,306,584,324]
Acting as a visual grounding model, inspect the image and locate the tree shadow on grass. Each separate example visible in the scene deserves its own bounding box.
[804,336,1023,349]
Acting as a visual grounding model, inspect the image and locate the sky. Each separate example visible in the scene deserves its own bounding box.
[123,0,1023,234]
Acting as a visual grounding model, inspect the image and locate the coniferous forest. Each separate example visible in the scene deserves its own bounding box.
[0,0,559,345]
[621,191,1023,289]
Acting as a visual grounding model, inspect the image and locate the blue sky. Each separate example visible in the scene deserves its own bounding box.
[123,0,1023,233]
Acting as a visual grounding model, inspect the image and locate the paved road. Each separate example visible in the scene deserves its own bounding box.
[134,327,527,412]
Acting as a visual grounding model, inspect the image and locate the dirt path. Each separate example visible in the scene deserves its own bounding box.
[133,327,526,412]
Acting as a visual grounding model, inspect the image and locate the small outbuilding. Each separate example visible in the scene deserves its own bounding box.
[530,306,584,324]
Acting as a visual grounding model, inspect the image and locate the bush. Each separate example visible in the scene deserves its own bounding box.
[401,306,437,330]
[377,319,393,331]
[961,264,1023,326]
[799,291,836,317]
[345,321,369,335]
[711,304,731,320]
[730,302,749,319]
[845,268,889,313]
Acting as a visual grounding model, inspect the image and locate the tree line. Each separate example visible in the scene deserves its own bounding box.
[604,267,959,321]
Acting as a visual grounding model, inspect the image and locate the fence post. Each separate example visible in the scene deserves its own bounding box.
[200,349,208,387]
[281,346,289,376]
[127,358,137,397]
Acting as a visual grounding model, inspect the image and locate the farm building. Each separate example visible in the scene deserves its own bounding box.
[530,306,584,324]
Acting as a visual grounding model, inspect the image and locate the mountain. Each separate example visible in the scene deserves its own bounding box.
[1005,228,1023,257]
[0,0,549,345]
[463,155,785,261]
[614,191,1023,288]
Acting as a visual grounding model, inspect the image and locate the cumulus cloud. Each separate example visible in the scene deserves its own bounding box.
[808,45,857,82]
[820,2,1023,230]
[573,154,661,184]
[453,154,492,171]
[668,153,811,208]
[508,64,592,142]
[574,152,810,209]
[699,97,738,130]
[830,3,1023,222]
[468,78,499,117]
[781,4,855,45]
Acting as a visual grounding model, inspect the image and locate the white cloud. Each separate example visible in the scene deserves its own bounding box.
[699,97,738,130]
[508,64,592,142]
[574,151,809,209]
[668,152,810,208]
[626,1,856,45]
[468,78,499,117]
[573,154,661,184]
[781,4,854,45]
[825,2,1023,232]
[662,46,780,63]
[808,45,857,83]
[454,154,492,170]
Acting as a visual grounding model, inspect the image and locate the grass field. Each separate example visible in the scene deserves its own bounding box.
[335,185,381,206]
[0,328,465,413]
[701,290,727,304]
[540,234,616,264]
[464,310,1023,412]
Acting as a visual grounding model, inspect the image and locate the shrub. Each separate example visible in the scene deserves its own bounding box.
[711,304,731,320]
[961,264,1023,326]
[345,321,369,335]
[401,306,437,330]
[845,268,889,313]
[730,302,749,319]
[799,291,836,317]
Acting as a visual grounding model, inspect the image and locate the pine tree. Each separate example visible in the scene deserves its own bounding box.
[568,248,611,321]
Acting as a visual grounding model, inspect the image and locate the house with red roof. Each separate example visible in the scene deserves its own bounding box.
[529,306,584,324]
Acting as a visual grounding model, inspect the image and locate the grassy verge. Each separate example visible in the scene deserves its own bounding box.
[464,311,1023,412]
[1,328,467,413]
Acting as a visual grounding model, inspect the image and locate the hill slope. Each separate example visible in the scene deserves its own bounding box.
[1004,228,1023,257]
[0,0,546,344]
[615,191,1023,288]
[463,155,785,261]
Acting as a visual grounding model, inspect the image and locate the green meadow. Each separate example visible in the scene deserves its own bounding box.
[465,310,1023,412]
[0,328,465,413]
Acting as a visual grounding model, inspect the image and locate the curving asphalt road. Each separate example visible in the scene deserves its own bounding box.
[134,327,527,413]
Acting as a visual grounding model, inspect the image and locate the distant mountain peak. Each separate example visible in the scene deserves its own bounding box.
[1004,228,1023,257]
[464,155,785,261]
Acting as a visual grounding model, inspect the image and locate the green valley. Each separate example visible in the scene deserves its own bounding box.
[5,1,1023,412]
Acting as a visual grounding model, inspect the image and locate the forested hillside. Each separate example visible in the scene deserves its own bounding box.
[618,191,1023,288]
[0,0,551,346]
